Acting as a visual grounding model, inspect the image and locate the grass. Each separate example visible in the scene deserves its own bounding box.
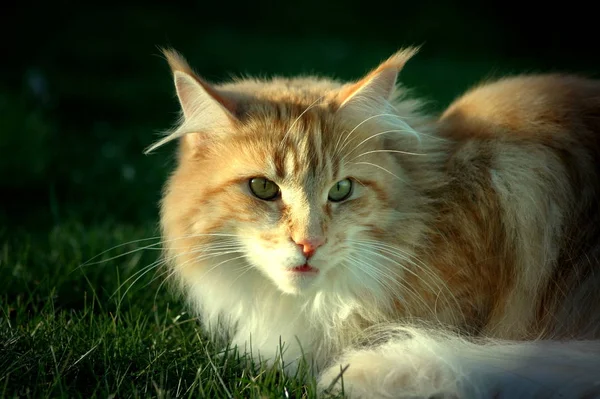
[3,7,598,396]
[0,223,320,398]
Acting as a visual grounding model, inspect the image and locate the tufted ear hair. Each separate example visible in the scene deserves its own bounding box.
[164,49,238,122]
[333,48,421,148]
[145,49,240,153]
[337,48,418,112]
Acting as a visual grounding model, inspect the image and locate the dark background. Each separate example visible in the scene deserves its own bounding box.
[2,1,598,230]
[0,3,598,396]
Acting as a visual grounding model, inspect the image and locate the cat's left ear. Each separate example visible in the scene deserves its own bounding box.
[336,48,418,112]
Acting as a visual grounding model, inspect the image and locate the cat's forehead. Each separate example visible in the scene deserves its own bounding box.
[264,108,340,184]
[238,97,337,146]
[220,102,346,190]
[226,84,382,185]
[221,76,344,105]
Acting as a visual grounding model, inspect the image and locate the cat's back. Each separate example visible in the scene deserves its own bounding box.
[440,74,600,142]
[437,74,600,339]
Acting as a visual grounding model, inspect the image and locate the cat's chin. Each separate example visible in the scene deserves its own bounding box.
[270,268,321,295]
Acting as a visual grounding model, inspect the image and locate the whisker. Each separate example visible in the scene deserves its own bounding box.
[110,258,165,301]
[186,243,244,254]
[348,149,427,162]
[349,239,429,267]
[153,267,182,307]
[350,242,439,288]
[335,113,400,157]
[341,129,419,162]
[345,253,400,294]
[343,255,434,318]
[350,241,442,294]
[85,238,238,269]
[349,240,464,323]
[346,251,436,317]
[112,242,245,302]
[349,161,406,182]
[78,237,162,269]
[201,254,248,277]
[357,245,442,295]
[120,251,247,311]
[227,264,255,288]
[79,233,241,269]
[116,259,166,309]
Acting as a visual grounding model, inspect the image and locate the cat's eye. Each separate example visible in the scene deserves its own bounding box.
[249,177,280,201]
[328,179,353,202]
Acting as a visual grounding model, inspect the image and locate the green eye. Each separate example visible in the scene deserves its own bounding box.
[328,178,353,202]
[249,177,280,200]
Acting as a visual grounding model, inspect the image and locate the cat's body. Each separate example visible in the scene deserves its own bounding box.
[154,49,600,397]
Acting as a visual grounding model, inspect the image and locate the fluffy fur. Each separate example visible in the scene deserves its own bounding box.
[153,48,600,397]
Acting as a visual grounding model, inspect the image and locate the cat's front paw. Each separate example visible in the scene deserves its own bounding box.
[318,344,460,399]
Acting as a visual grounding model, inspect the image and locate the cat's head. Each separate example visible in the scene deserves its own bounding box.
[156,49,428,296]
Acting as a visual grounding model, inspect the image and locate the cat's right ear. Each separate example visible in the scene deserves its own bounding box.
[164,50,237,121]
[155,49,239,151]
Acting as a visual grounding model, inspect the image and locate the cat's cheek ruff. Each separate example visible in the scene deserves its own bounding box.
[173,238,392,364]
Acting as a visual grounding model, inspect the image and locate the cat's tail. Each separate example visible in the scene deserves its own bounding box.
[318,326,600,398]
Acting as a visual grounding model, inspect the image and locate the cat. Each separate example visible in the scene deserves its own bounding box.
[149,47,600,398]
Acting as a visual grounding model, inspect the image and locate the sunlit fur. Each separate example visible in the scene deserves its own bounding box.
[155,49,600,397]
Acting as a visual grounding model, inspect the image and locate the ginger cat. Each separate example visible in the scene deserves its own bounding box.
[151,48,600,398]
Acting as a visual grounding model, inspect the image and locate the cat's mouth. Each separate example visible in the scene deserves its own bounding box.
[289,264,319,274]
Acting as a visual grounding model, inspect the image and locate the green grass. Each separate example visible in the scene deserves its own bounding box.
[3,8,598,396]
[0,223,322,398]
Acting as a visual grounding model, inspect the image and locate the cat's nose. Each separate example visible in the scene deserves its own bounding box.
[294,237,326,259]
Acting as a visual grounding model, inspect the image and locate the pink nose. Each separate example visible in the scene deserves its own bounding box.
[294,237,326,258]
